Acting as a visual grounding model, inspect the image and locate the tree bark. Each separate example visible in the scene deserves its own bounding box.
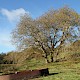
[41,44,49,63]
[51,56,53,62]
[53,52,58,62]
[45,56,49,63]
[50,52,53,62]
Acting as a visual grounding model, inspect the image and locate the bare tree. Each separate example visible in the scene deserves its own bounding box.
[37,7,80,62]
[12,7,80,63]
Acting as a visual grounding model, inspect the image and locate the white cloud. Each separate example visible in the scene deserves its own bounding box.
[0,32,11,47]
[0,27,16,53]
[0,8,30,53]
[0,8,29,22]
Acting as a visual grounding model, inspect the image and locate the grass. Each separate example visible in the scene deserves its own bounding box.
[15,51,80,80]
[29,60,80,80]
[0,52,80,80]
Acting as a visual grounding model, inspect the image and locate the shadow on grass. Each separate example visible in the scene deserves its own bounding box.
[48,72,59,76]
[31,72,61,80]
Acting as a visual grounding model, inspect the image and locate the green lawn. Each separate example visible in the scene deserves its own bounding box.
[0,54,80,80]
[29,60,80,80]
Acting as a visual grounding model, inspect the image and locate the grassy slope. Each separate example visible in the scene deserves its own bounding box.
[17,52,80,80]
[0,53,80,80]
[0,41,80,79]
[30,60,80,80]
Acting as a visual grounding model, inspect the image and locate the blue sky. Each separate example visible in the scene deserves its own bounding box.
[0,0,80,53]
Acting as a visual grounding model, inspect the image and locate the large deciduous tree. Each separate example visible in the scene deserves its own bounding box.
[12,7,80,63]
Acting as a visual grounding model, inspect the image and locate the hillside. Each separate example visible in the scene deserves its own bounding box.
[0,40,80,79]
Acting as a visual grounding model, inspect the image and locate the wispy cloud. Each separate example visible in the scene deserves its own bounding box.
[0,8,29,22]
[0,32,11,47]
[0,32,16,52]
[0,8,30,53]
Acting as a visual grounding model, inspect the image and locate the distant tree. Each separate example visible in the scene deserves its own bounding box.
[12,7,80,63]
[4,52,16,64]
[4,52,21,64]
[0,53,6,64]
[68,40,80,53]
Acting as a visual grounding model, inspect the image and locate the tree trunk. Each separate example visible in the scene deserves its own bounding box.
[50,53,53,62]
[53,56,57,62]
[41,44,49,63]
[51,56,53,62]
[45,57,49,63]
[53,52,58,62]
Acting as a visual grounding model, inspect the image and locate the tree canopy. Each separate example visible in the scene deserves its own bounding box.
[12,7,80,63]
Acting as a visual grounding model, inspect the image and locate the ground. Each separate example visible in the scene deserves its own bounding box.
[0,52,80,80]
[30,60,80,80]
